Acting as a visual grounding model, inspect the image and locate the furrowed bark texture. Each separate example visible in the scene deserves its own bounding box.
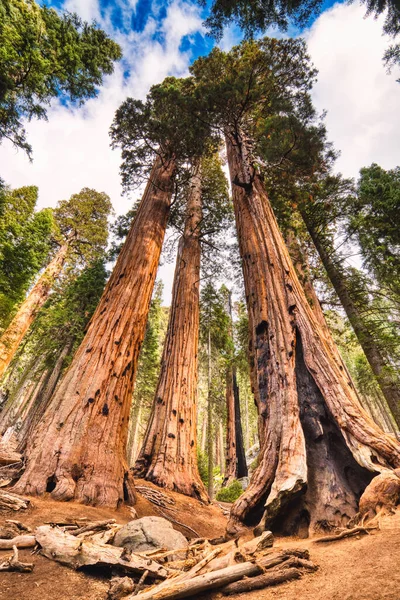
[13,157,175,507]
[134,165,208,502]
[287,232,398,438]
[303,214,400,428]
[0,244,68,380]
[17,339,75,453]
[225,131,400,536]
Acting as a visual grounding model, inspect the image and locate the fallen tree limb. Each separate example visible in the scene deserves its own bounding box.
[0,534,36,549]
[0,545,34,572]
[0,490,31,511]
[131,549,307,600]
[313,524,379,543]
[71,519,116,537]
[221,567,302,595]
[35,525,169,579]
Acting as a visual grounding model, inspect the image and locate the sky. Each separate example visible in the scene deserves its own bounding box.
[0,0,399,301]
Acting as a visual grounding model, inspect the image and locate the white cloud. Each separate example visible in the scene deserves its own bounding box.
[305,2,400,179]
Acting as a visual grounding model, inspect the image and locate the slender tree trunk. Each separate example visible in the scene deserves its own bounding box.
[13,157,175,507]
[224,366,236,486]
[201,410,207,454]
[225,130,400,537]
[17,339,74,453]
[219,420,225,473]
[302,214,400,428]
[223,291,248,487]
[133,164,208,502]
[128,403,142,467]
[207,329,213,500]
[0,244,69,380]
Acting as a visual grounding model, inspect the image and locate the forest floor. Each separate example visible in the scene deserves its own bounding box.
[0,481,399,600]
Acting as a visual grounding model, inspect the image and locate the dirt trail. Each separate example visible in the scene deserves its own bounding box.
[0,486,399,600]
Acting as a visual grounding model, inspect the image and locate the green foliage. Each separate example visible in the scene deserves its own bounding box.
[24,259,108,369]
[110,76,219,190]
[199,0,399,42]
[352,164,400,298]
[0,185,54,327]
[54,187,113,264]
[0,0,121,156]
[216,479,243,502]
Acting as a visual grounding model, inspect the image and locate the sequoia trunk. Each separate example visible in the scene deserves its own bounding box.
[13,157,175,507]
[0,244,68,379]
[302,216,400,428]
[133,164,208,502]
[225,131,400,537]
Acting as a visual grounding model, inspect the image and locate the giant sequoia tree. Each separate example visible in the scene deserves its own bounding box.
[191,38,400,536]
[134,154,230,501]
[258,111,400,427]
[14,78,216,506]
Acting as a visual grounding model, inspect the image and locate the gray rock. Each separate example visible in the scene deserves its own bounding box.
[113,516,188,560]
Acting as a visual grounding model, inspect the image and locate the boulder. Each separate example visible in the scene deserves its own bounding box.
[113,517,188,559]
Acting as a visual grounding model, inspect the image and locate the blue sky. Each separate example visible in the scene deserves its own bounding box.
[1,0,399,300]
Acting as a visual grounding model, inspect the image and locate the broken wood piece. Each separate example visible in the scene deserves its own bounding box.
[240,531,274,555]
[0,545,34,573]
[108,576,135,600]
[5,520,32,532]
[0,534,36,549]
[0,489,31,512]
[130,549,306,600]
[133,570,149,596]
[280,556,318,571]
[313,524,379,543]
[35,525,169,579]
[0,444,22,466]
[221,567,302,595]
[71,519,116,537]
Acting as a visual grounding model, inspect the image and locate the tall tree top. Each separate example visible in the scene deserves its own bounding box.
[0,0,122,156]
[191,38,317,139]
[110,76,219,190]
[54,187,113,264]
[199,0,400,40]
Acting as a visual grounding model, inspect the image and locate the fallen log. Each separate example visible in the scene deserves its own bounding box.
[0,534,36,549]
[35,525,169,579]
[71,519,116,536]
[313,524,379,543]
[0,490,30,511]
[221,567,302,595]
[0,545,34,573]
[130,549,305,600]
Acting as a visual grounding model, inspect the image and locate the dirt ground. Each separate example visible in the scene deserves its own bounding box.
[1,483,399,600]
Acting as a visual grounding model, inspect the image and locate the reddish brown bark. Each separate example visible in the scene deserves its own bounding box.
[13,157,175,507]
[0,244,68,380]
[134,164,208,502]
[225,130,400,537]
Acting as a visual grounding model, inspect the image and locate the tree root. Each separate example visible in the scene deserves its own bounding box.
[313,523,379,543]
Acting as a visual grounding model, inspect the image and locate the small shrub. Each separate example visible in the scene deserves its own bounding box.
[216,479,243,503]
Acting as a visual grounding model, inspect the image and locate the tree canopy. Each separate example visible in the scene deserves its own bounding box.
[0,0,122,156]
